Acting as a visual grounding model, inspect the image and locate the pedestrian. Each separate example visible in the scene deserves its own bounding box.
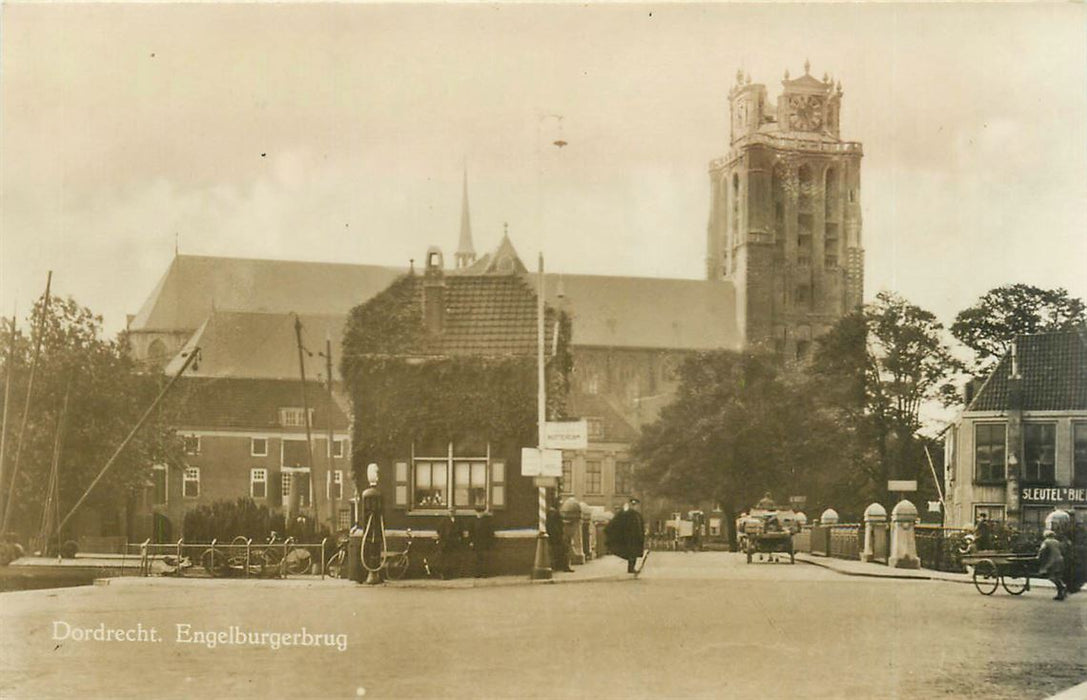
[1037,529,1066,601]
[605,498,646,574]
[974,513,994,551]
[435,509,459,580]
[471,505,495,578]
[546,501,571,572]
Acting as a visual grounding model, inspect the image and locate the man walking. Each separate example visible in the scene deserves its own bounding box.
[1038,529,1066,601]
[605,498,646,574]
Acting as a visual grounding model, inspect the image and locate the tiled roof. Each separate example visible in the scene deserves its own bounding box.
[170,377,350,431]
[164,310,346,381]
[130,255,403,331]
[967,328,1087,412]
[410,274,557,356]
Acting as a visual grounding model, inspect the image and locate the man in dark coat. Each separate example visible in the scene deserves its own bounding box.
[546,502,571,572]
[470,506,496,578]
[605,498,646,574]
[1038,529,1066,601]
[435,509,459,580]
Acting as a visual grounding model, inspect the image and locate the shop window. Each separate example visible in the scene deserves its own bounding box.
[250,468,267,499]
[973,504,1005,523]
[561,459,573,495]
[152,464,167,505]
[1021,506,1049,530]
[251,437,268,457]
[183,467,200,498]
[453,461,487,509]
[586,460,602,495]
[1075,423,1087,488]
[1022,423,1056,484]
[413,460,448,508]
[975,423,1006,484]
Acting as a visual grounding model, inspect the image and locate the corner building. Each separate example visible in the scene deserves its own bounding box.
[707,64,864,359]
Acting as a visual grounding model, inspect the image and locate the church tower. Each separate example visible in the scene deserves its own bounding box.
[707,62,864,359]
[455,168,477,270]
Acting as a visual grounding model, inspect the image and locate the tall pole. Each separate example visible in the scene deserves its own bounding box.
[1,272,51,534]
[293,316,320,530]
[530,252,552,580]
[58,346,200,532]
[38,379,71,553]
[0,312,17,526]
[325,335,336,518]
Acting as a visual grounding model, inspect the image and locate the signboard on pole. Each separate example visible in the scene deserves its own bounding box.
[888,480,918,492]
[543,420,588,450]
[521,447,563,477]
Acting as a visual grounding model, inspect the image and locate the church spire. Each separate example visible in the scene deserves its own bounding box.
[455,167,477,270]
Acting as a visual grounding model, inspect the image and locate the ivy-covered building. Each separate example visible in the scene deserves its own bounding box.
[341,245,569,534]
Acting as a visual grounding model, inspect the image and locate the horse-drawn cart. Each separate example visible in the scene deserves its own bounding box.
[737,499,799,564]
[961,551,1036,596]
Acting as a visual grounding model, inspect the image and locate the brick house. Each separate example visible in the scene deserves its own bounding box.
[944,328,1087,529]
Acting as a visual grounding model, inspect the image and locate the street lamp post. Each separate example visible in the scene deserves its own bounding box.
[530,252,553,580]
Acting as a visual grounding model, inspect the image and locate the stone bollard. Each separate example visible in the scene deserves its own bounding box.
[862,503,888,563]
[561,498,585,566]
[580,502,594,561]
[820,508,839,525]
[888,500,921,569]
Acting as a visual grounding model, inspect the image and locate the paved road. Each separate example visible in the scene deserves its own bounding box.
[1,552,1084,699]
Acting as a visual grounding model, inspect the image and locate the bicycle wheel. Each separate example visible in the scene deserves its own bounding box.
[1002,573,1029,596]
[284,548,312,575]
[260,547,284,577]
[385,553,409,581]
[201,548,227,577]
[326,550,346,578]
[972,559,999,595]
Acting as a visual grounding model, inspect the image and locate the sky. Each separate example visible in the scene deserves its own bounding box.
[1,2,1085,337]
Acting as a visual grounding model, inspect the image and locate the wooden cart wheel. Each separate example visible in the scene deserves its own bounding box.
[1002,573,1029,595]
[972,559,999,595]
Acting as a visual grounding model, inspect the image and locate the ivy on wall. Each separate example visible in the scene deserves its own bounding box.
[341,273,573,484]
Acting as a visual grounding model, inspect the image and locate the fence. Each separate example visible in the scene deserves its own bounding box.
[914,526,970,573]
[804,524,861,560]
[124,537,334,579]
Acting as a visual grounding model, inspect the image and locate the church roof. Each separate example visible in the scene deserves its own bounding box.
[966,328,1087,412]
[543,273,739,351]
[129,255,403,332]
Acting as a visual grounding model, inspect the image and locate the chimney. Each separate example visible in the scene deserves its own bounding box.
[1007,339,1023,411]
[423,247,446,334]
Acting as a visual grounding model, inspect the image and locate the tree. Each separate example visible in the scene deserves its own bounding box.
[632,350,845,547]
[951,284,1086,376]
[0,296,178,544]
[811,292,961,505]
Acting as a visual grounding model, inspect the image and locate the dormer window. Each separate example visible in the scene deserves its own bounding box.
[278,407,314,428]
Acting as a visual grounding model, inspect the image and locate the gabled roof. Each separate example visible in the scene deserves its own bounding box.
[407,273,558,356]
[170,377,350,432]
[164,310,347,381]
[566,391,640,444]
[967,328,1087,412]
[130,255,403,332]
[543,273,739,351]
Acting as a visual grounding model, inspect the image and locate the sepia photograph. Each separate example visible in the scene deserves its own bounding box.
[1,2,1085,698]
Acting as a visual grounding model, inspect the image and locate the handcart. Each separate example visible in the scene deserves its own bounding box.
[961,551,1037,596]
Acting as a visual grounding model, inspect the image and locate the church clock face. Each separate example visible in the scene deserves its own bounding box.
[789,95,824,131]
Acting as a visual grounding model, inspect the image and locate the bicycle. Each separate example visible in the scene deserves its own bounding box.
[325,534,349,578]
[359,528,426,581]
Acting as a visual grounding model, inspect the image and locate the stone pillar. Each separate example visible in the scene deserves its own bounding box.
[560,498,584,566]
[862,502,887,563]
[820,508,839,525]
[888,500,921,569]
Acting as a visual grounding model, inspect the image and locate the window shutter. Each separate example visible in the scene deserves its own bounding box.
[490,460,505,508]
[394,461,409,507]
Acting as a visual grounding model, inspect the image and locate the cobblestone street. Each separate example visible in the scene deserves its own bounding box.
[2,553,1084,699]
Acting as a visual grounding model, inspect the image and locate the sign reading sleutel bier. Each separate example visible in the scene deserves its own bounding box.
[1019,487,1087,505]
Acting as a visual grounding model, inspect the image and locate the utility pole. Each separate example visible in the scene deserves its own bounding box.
[530,252,552,580]
[325,335,336,519]
[58,347,200,532]
[38,378,71,555]
[0,311,17,528]
[293,316,320,530]
[1,272,51,534]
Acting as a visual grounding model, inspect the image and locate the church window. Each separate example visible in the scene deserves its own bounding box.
[731,174,740,241]
[797,166,813,264]
[824,168,839,221]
